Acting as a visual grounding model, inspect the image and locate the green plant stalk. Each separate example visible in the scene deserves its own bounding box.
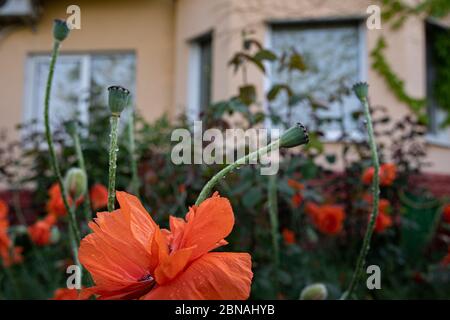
[267,174,280,288]
[69,204,82,281]
[72,131,93,222]
[195,140,279,206]
[127,111,140,196]
[43,40,81,246]
[107,115,120,212]
[342,98,380,300]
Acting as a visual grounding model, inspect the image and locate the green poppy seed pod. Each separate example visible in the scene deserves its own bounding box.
[299,283,328,300]
[279,123,309,148]
[108,86,130,116]
[353,82,369,102]
[63,120,78,137]
[53,19,70,42]
[64,168,87,200]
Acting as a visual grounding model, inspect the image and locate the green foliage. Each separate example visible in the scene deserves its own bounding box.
[371,37,426,123]
[379,0,450,126]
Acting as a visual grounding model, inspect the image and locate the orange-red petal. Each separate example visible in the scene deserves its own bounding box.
[142,252,252,300]
[173,194,234,261]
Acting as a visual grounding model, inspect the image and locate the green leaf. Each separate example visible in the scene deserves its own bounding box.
[253,49,277,62]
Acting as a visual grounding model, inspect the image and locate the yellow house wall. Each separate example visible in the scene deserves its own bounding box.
[0,0,175,138]
[174,0,450,173]
[0,0,448,177]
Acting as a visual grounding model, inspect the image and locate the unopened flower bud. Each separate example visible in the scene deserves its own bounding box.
[353,82,369,102]
[50,226,60,244]
[53,19,70,42]
[108,86,130,116]
[300,283,328,300]
[64,168,87,200]
[279,123,309,148]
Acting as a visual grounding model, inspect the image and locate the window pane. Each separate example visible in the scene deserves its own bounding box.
[90,53,136,107]
[270,23,361,139]
[199,36,212,112]
[29,56,83,131]
[426,22,448,140]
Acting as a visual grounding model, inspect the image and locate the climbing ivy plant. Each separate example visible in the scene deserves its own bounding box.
[377,0,450,127]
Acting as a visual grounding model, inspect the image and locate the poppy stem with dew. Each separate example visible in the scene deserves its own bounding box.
[66,121,92,222]
[341,83,380,300]
[195,123,308,206]
[267,174,280,290]
[107,115,120,212]
[69,203,83,279]
[106,86,130,212]
[195,140,279,206]
[44,21,81,249]
[127,110,140,196]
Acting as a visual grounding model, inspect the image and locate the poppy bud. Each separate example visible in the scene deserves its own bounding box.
[279,123,309,148]
[64,168,87,200]
[299,283,328,300]
[50,226,60,244]
[53,19,70,42]
[108,86,130,116]
[353,82,369,102]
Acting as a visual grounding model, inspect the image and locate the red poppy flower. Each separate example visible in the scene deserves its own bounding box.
[90,184,108,211]
[0,202,23,267]
[28,220,52,246]
[0,245,23,267]
[287,179,304,192]
[47,183,83,217]
[43,213,57,226]
[374,211,393,233]
[443,205,450,223]
[52,288,80,300]
[178,184,186,194]
[362,163,397,186]
[305,202,345,235]
[363,194,391,214]
[0,200,8,220]
[79,191,253,300]
[282,228,296,245]
[291,193,303,208]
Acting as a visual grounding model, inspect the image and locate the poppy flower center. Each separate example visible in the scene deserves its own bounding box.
[139,274,154,282]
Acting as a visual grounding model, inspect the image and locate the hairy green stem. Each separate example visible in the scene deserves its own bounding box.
[69,204,82,275]
[342,98,380,300]
[43,40,81,246]
[72,131,92,222]
[268,174,280,288]
[127,111,140,196]
[195,140,279,206]
[107,115,120,212]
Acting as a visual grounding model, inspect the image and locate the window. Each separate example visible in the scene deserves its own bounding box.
[269,21,365,140]
[187,33,213,122]
[426,22,450,145]
[24,53,136,132]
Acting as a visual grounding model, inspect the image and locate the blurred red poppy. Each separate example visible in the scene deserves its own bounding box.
[282,228,296,245]
[90,183,108,211]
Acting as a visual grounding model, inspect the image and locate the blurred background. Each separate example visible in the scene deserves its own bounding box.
[0,0,449,299]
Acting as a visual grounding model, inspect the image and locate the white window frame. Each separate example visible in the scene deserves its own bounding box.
[186,32,213,123]
[23,52,135,139]
[264,18,367,141]
[23,54,91,133]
